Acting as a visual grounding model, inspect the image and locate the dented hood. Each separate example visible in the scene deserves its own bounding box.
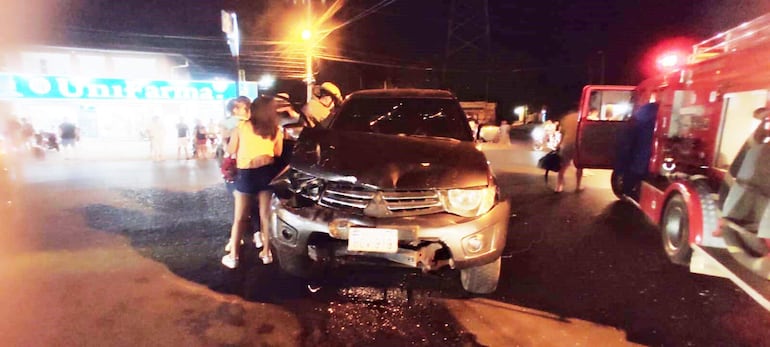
[290,127,489,190]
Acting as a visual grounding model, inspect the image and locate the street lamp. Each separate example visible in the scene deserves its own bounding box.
[301,29,312,41]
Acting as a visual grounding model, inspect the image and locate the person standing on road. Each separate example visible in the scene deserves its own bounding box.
[222,96,283,269]
[193,119,208,159]
[59,118,79,159]
[175,118,190,160]
[555,111,583,193]
[220,97,255,254]
[497,120,511,145]
[221,96,251,192]
[148,116,166,161]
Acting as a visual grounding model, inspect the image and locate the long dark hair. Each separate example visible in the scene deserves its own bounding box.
[248,96,279,140]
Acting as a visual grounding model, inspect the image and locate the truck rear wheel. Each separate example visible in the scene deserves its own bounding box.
[460,257,501,294]
[662,194,692,265]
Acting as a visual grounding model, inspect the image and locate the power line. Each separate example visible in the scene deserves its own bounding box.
[321,0,398,40]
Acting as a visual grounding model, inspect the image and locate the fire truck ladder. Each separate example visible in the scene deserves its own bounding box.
[690,12,770,63]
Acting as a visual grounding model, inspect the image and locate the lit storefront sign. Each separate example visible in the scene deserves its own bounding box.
[0,74,258,101]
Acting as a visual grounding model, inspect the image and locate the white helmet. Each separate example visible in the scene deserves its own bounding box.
[318,82,342,103]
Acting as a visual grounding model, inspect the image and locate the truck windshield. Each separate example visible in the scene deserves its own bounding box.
[329,98,474,141]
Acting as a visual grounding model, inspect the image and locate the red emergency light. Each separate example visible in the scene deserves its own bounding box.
[656,51,686,72]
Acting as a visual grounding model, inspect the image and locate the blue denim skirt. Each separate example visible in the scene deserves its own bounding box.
[234,165,276,195]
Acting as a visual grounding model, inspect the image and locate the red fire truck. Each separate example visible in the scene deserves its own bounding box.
[575,13,770,310]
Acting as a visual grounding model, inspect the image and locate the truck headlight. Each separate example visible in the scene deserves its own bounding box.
[439,185,496,217]
[288,169,324,201]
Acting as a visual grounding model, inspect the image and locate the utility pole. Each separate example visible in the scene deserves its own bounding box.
[443,0,491,100]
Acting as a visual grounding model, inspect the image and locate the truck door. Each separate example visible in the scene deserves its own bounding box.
[575,85,636,169]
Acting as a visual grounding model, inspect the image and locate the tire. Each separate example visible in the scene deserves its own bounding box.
[661,194,692,265]
[275,247,313,278]
[460,256,501,294]
[610,170,624,199]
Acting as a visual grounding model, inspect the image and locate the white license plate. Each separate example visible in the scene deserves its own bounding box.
[347,227,398,253]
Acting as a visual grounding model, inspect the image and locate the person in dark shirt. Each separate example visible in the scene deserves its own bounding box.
[59,120,79,159]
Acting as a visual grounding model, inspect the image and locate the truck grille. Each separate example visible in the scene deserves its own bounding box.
[320,183,443,217]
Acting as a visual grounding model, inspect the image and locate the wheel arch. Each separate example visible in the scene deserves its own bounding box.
[660,177,719,246]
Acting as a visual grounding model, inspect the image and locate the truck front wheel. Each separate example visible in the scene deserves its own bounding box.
[275,247,313,278]
[662,194,692,265]
[460,257,501,294]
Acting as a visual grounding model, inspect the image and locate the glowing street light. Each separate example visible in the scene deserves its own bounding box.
[258,74,276,90]
[301,29,312,41]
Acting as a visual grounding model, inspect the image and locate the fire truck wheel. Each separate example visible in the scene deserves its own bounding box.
[661,194,692,265]
[610,170,624,199]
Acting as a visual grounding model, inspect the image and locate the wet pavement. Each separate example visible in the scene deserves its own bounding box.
[1,139,769,346]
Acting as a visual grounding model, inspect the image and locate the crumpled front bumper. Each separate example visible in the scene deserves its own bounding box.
[269,196,510,271]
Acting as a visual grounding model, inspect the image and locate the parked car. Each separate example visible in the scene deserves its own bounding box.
[269,89,510,294]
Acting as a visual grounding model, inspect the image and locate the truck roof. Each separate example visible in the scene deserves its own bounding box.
[690,12,770,64]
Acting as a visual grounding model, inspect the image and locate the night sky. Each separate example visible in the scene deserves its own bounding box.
[21,0,770,118]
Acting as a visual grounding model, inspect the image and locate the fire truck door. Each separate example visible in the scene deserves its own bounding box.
[575,85,636,169]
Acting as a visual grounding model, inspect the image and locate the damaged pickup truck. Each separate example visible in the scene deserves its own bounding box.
[269,89,510,294]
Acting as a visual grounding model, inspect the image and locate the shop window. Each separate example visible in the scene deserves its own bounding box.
[667,90,693,138]
[714,90,767,170]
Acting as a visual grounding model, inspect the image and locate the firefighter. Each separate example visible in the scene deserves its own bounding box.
[277,82,342,128]
[303,82,342,127]
[722,107,770,237]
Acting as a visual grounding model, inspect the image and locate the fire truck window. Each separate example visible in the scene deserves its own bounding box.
[714,90,767,170]
[588,90,633,121]
[667,91,690,137]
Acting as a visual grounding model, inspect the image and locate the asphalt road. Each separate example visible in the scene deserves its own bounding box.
[1,139,769,346]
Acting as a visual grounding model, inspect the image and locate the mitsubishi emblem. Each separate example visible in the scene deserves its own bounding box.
[363,192,392,217]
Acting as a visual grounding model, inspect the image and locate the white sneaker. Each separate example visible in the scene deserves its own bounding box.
[253,232,263,249]
[221,254,238,269]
